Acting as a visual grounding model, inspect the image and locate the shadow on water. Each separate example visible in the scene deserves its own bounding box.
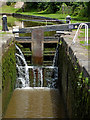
[50,87,69,119]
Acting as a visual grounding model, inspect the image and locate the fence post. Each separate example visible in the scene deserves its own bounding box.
[2,15,9,31]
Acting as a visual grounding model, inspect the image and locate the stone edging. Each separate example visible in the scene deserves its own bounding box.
[60,37,90,78]
[2,36,15,55]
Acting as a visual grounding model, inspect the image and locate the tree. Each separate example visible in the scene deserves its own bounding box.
[24,2,38,12]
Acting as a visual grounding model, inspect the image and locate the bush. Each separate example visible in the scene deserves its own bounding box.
[6,2,11,6]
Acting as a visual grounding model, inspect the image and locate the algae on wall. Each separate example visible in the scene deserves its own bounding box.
[2,44,16,116]
[58,38,90,119]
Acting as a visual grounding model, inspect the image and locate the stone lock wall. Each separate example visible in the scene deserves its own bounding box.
[2,39,16,116]
[58,37,90,119]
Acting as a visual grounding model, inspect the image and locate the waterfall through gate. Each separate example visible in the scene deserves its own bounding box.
[15,44,58,88]
[15,45,30,88]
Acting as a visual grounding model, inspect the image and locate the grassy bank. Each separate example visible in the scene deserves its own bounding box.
[0,5,88,23]
[0,4,18,13]
[20,12,87,23]
[78,29,90,49]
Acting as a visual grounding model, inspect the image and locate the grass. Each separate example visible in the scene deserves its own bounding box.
[72,16,89,22]
[20,12,86,23]
[0,25,2,30]
[78,29,90,38]
[0,5,88,24]
[7,16,22,27]
[0,31,12,34]
[21,12,67,20]
[0,5,18,13]
[78,29,90,49]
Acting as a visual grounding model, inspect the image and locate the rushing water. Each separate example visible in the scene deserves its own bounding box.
[4,41,67,119]
[15,45,58,88]
[15,44,30,88]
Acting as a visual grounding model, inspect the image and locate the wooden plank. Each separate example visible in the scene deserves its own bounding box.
[15,41,32,43]
[44,54,55,56]
[13,24,69,33]
[15,36,59,43]
[15,37,31,40]
[13,22,90,33]
[16,41,58,43]
[44,51,55,53]
[23,51,32,53]
[32,28,44,65]
[43,41,58,43]
[56,31,71,35]
[15,36,58,40]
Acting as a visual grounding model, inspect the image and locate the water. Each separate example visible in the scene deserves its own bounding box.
[4,40,66,119]
[15,44,30,88]
[4,88,66,118]
[53,44,59,67]
[15,45,58,88]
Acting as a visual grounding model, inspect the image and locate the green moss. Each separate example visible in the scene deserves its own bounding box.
[2,43,16,116]
[58,42,89,119]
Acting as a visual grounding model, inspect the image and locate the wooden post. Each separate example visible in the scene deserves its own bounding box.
[2,15,9,31]
[32,28,44,66]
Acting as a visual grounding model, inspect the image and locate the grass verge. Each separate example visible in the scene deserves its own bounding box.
[78,29,90,49]
[20,12,86,23]
[0,5,18,13]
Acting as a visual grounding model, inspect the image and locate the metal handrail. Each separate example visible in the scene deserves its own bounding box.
[72,23,88,45]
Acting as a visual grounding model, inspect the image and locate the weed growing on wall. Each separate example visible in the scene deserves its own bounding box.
[2,44,16,116]
[58,39,89,119]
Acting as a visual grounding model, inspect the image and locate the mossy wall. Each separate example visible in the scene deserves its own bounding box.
[58,37,90,119]
[2,43,16,116]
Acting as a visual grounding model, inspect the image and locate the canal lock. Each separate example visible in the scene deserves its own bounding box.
[2,16,90,119]
[15,38,59,88]
[4,31,68,118]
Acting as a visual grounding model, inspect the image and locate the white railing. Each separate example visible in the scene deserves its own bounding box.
[72,23,88,45]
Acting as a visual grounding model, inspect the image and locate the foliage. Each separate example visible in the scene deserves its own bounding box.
[24,2,39,12]
[2,43,16,116]
[41,2,60,14]
[22,2,89,18]
[0,2,89,22]
[6,2,11,6]
[14,2,89,21]
[58,42,89,119]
